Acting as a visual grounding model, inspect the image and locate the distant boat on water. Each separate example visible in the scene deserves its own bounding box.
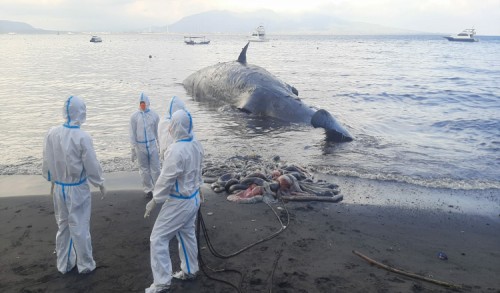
[90,35,102,43]
[444,29,478,42]
[184,36,210,45]
[248,25,268,42]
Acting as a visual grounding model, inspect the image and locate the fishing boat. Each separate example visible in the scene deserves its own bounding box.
[90,35,102,43]
[184,36,210,45]
[248,25,268,42]
[444,29,478,42]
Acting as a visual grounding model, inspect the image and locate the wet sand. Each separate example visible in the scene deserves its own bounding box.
[0,173,499,293]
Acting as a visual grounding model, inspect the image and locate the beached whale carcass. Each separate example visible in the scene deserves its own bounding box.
[182,42,353,142]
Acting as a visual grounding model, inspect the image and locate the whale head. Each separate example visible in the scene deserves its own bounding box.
[311,109,353,142]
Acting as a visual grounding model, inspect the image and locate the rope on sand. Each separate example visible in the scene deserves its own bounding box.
[352,250,462,290]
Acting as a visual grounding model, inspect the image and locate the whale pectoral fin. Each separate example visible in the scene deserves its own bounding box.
[236,91,259,114]
[285,83,299,96]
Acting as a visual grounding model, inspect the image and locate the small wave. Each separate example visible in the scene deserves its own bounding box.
[0,156,42,175]
[0,158,138,176]
[313,166,500,190]
[431,118,500,135]
[0,164,41,175]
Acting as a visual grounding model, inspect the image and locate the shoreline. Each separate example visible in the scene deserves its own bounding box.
[0,172,143,198]
[0,172,499,292]
[2,171,499,219]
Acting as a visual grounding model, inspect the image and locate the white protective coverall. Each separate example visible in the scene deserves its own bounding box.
[146,110,204,293]
[42,95,105,274]
[130,93,161,194]
[158,96,187,161]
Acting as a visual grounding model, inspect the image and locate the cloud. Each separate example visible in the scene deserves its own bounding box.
[317,0,500,34]
[0,0,499,34]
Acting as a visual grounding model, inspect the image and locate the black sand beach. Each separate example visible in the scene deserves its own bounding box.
[0,174,499,293]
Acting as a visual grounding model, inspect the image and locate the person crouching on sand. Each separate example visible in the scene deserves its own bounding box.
[144,109,204,293]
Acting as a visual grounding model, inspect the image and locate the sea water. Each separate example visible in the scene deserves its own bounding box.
[0,33,499,191]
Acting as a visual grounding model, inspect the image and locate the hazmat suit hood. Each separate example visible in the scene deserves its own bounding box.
[158,96,190,161]
[170,110,193,142]
[62,95,86,128]
[138,92,151,112]
[165,96,186,119]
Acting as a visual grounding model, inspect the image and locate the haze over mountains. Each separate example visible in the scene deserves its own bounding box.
[0,20,49,33]
[2,9,422,35]
[163,10,420,35]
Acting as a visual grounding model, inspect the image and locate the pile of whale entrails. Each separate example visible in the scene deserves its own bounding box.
[203,155,343,204]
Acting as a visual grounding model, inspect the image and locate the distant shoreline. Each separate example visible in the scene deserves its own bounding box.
[3,31,500,37]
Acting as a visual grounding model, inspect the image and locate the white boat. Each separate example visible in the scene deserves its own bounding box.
[248,25,268,42]
[444,29,478,42]
[184,36,210,45]
[90,35,102,43]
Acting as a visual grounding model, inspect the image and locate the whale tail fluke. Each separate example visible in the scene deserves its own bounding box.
[237,42,250,64]
[311,109,353,142]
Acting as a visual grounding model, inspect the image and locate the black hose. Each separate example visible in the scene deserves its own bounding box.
[197,209,243,293]
[201,201,289,259]
[196,199,290,292]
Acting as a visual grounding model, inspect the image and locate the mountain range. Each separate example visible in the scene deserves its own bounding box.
[0,20,50,34]
[2,10,423,35]
[159,10,421,35]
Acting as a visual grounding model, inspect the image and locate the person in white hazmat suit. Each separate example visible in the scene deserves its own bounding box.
[130,93,161,198]
[144,109,204,293]
[42,95,106,274]
[158,96,188,161]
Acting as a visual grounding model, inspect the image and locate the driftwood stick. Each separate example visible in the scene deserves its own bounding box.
[352,250,461,289]
[280,194,343,203]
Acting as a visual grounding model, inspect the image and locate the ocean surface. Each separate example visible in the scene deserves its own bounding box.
[0,33,499,191]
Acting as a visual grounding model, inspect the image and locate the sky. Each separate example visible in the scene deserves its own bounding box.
[1,0,499,35]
